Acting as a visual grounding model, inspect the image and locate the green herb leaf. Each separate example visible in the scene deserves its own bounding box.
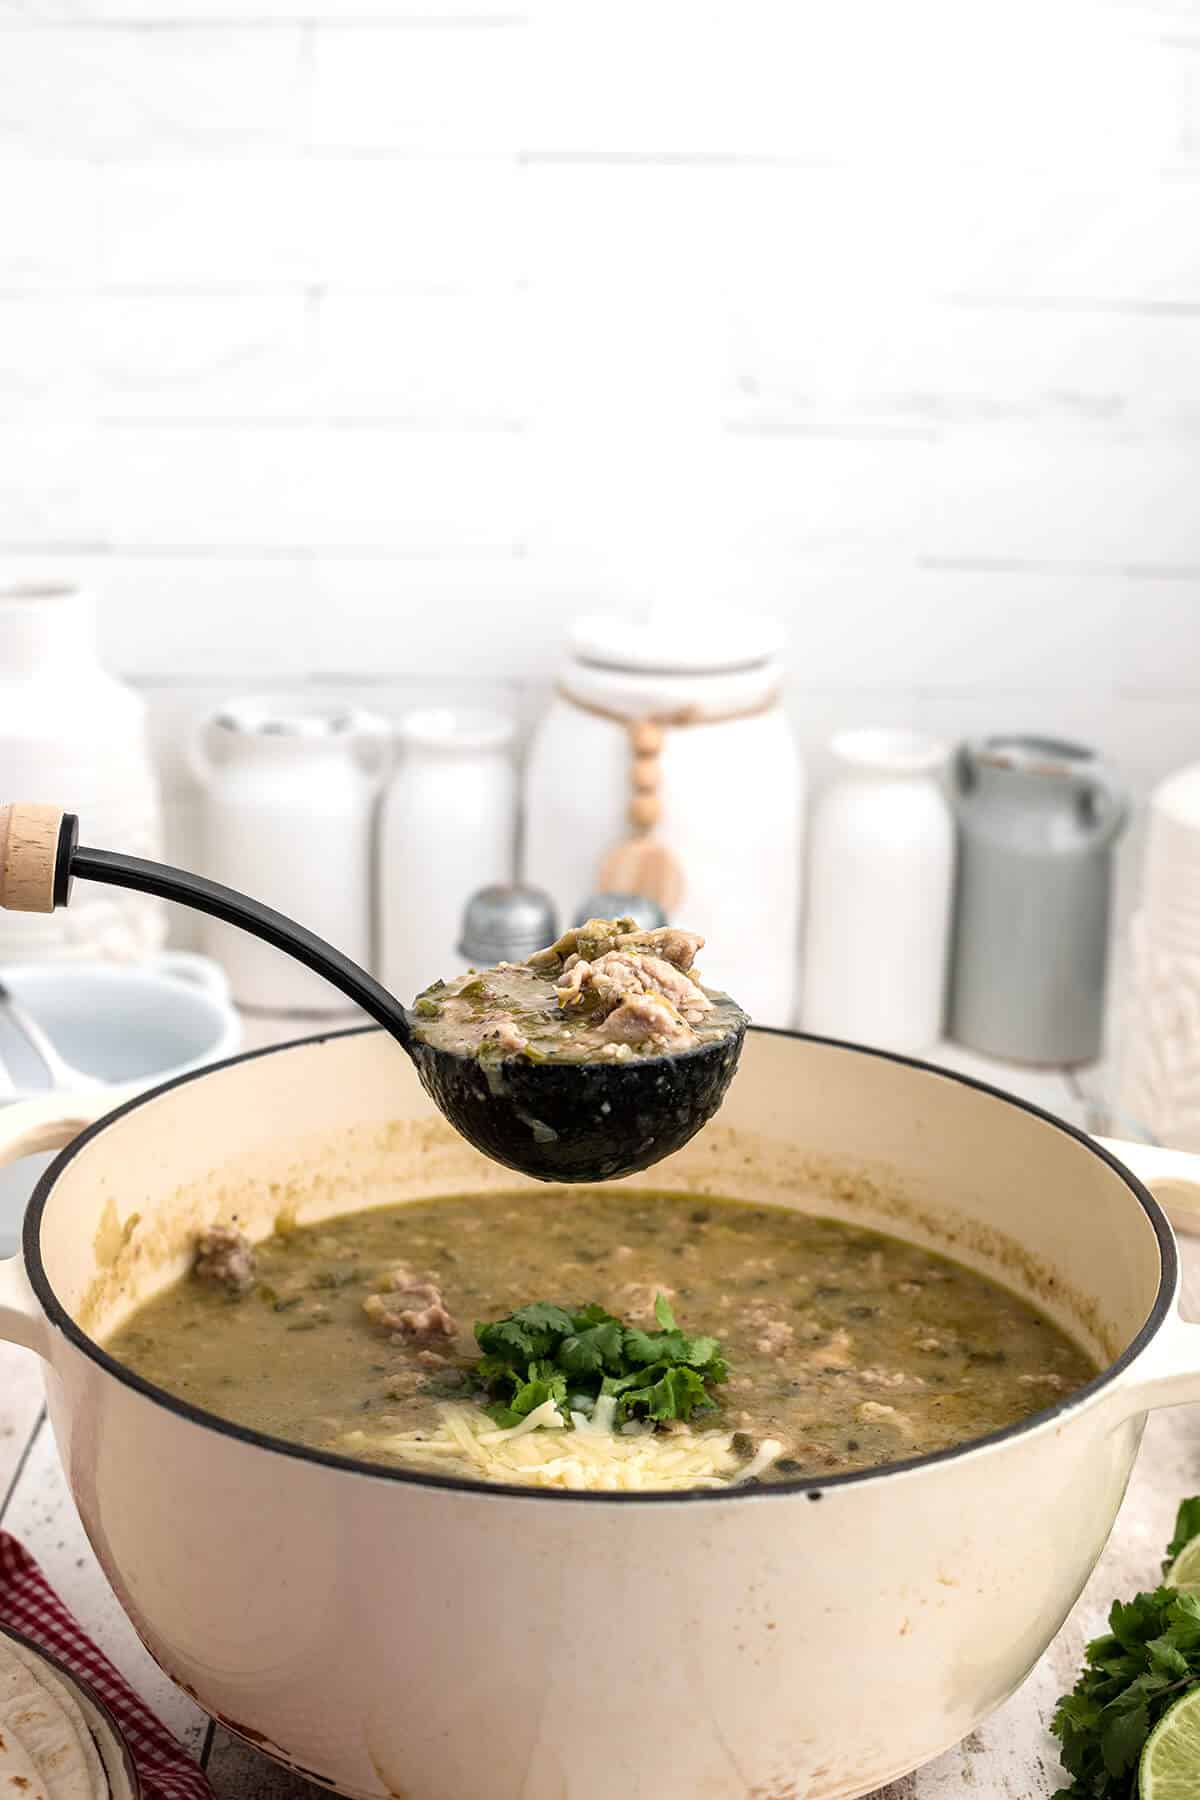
[1147,1633,1193,1679]
[1165,1496,1200,1572]
[474,1303,577,1365]
[623,1315,727,1376]
[622,1327,672,1367]
[621,1364,710,1423]
[511,1371,568,1416]
[558,1320,626,1378]
[570,1303,616,1329]
[1099,1699,1149,1778]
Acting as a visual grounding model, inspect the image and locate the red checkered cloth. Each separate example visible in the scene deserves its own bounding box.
[0,1530,213,1800]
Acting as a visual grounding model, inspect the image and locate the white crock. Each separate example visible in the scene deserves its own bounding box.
[0,584,164,963]
[192,699,390,1013]
[378,708,517,1005]
[801,729,955,1053]
[523,614,803,1026]
[1,1030,1199,1800]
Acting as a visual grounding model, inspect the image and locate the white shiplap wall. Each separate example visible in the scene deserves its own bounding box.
[0,0,1199,896]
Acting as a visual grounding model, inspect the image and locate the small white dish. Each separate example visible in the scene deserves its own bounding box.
[0,953,240,1255]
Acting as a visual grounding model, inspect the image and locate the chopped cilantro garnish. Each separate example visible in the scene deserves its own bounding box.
[472,1295,729,1428]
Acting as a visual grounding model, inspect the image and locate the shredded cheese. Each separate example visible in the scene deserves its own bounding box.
[339,1404,783,1492]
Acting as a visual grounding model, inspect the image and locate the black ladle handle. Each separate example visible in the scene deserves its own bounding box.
[0,803,414,1049]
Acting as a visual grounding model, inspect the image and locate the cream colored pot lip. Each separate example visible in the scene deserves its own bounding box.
[21,1025,1177,1508]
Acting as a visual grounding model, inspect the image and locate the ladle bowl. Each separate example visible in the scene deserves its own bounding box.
[409,1022,745,1180]
[0,803,746,1183]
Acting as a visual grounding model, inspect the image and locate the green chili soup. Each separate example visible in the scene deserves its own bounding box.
[409,918,744,1065]
[104,1187,1095,1490]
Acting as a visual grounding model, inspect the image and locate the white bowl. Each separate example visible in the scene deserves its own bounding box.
[0,953,240,1255]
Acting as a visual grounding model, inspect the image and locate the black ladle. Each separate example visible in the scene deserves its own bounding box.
[0,804,746,1183]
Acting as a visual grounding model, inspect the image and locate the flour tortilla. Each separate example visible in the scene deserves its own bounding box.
[58,1685,133,1800]
[0,1634,106,1800]
[0,1698,52,1799]
[4,1644,107,1800]
[1,1636,131,1800]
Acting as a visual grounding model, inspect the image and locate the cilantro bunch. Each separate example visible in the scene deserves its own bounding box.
[472,1295,728,1429]
[1051,1497,1200,1796]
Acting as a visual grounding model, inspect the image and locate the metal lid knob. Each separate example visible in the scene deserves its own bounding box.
[458,883,559,966]
[572,892,668,932]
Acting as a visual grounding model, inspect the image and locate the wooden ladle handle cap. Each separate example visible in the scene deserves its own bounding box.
[0,805,78,912]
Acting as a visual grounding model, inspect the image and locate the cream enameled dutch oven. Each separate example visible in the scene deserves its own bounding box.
[1,1026,1200,1800]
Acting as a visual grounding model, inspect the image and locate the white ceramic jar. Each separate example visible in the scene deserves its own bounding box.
[193,698,390,1013]
[523,615,802,1027]
[801,729,954,1053]
[1117,762,1200,1153]
[379,709,517,1006]
[0,583,164,963]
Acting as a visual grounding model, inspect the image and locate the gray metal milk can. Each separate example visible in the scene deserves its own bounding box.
[948,735,1127,1065]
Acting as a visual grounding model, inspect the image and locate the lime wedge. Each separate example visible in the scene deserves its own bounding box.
[1165,1535,1200,1596]
[1140,1687,1200,1799]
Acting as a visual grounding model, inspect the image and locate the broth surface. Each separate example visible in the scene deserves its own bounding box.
[105,1188,1095,1487]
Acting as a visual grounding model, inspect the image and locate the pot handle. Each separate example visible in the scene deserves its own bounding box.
[0,1092,120,1357]
[1097,1136,1200,1416]
[1097,1137,1200,1236]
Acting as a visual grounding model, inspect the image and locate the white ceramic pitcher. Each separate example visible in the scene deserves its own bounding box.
[0,582,164,963]
[192,697,390,1013]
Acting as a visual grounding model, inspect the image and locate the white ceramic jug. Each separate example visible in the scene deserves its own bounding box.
[801,729,955,1054]
[193,698,390,1013]
[379,709,517,1005]
[0,582,164,963]
[523,614,802,1027]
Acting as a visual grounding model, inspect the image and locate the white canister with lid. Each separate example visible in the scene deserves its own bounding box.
[523,614,802,1027]
[192,697,390,1013]
[379,709,517,1006]
[0,582,164,963]
[801,729,955,1054]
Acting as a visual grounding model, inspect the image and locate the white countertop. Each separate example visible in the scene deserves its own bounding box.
[1,1018,1195,1799]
